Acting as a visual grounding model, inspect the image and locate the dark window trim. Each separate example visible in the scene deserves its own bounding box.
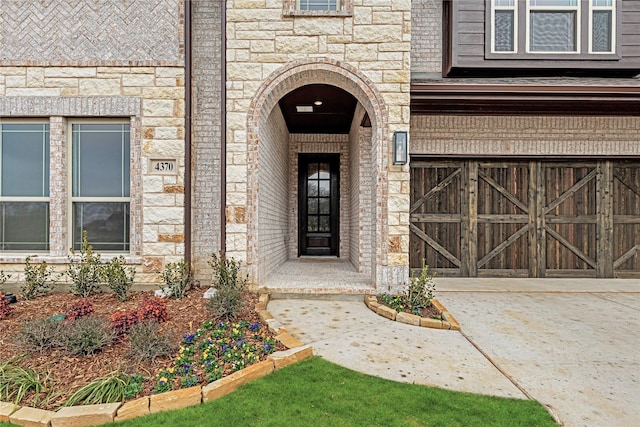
[443,0,453,76]
[484,0,622,61]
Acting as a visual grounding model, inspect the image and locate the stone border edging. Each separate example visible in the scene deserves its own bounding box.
[0,291,313,427]
[364,295,460,331]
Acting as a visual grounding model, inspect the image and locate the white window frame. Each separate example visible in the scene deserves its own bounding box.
[0,119,50,254]
[296,0,340,11]
[490,0,617,56]
[588,0,615,54]
[491,0,519,53]
[68,119,131,253]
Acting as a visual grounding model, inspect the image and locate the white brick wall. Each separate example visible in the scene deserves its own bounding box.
[411,0,442,75]
[257,107,290,280]
[410,115,640,156]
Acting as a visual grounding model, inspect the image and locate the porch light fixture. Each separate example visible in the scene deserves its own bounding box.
[393,131,408,165]
[296,105,314,113]
[313,100,323,106]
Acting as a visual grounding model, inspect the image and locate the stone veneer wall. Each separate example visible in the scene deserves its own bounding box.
[257,107,290,281]
[0,67,185,285]
[191,1,224,285]
[410,116,640,156]
[227,0,411,287]
[411,0,442,76]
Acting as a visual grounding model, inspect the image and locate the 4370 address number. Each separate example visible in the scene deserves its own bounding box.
[149,159,177,175]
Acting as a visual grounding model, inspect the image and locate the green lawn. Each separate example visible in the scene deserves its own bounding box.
[1,357,557,427]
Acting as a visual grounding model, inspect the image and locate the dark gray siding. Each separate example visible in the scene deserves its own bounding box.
[444,0,640,76]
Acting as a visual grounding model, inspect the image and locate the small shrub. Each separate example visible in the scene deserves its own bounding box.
[59,317,112,355]
[64,372,144,406]
[405,265,436,312]
[207,253,247,320]
[67,230,103,298]
[21,256,56,300]
[137,297,169,323]
[65,299,94,321]
[128,320,175,362]
[111,309,140,339]
[17,317,63,352]
[377,265,437,315]
[102,256,135,302]
[159,260,192,299]
[0,293,12,320]
[0,270,10,289]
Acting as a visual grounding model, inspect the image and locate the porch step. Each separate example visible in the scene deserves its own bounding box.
[267,286,376,301]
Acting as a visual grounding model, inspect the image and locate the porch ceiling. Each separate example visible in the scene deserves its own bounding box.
[279,84,357,134]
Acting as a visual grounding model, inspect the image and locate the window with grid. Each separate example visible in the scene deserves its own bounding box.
[71,123,130,252]
[297,0,339,11]
[0,123,50,252]
[491,0,616,54]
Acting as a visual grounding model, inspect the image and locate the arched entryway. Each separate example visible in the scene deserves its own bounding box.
[245,58,389,287]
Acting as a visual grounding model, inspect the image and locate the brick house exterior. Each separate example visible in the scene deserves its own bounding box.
[0,1,637,288]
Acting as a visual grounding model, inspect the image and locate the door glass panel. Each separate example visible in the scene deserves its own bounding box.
[318,163,330,179]
[319,198,330,214]
[319,216,330,232]
[308,163,318,179]
[308,215,318,232]
[308,198,318,214]
[308,181,318,197]
[319,180,330,197]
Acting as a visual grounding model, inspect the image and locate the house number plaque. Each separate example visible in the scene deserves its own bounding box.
[149,159,177,175]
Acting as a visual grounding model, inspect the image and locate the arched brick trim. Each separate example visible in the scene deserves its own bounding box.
[246,57,389,282]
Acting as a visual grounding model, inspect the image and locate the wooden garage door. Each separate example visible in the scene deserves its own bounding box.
[410,160,640,278]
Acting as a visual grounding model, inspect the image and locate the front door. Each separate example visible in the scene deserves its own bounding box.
[299,154,339,256]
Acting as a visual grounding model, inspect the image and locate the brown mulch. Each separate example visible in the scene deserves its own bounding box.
[413,304,442,319]
[0,288,284,409]
[376,297,442,319]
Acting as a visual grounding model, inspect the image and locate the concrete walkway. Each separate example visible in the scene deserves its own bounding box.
[266,278,640,427]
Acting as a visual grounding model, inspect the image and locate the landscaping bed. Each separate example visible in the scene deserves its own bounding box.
[366,266,460,330]
[365,295,460,330]
[0,289,286,410]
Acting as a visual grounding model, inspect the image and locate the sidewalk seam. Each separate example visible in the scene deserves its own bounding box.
[589,292,640,312]
[458,329,565,426]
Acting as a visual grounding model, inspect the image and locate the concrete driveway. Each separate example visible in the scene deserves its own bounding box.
[435,278,640,427]
[268,278,640,427]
